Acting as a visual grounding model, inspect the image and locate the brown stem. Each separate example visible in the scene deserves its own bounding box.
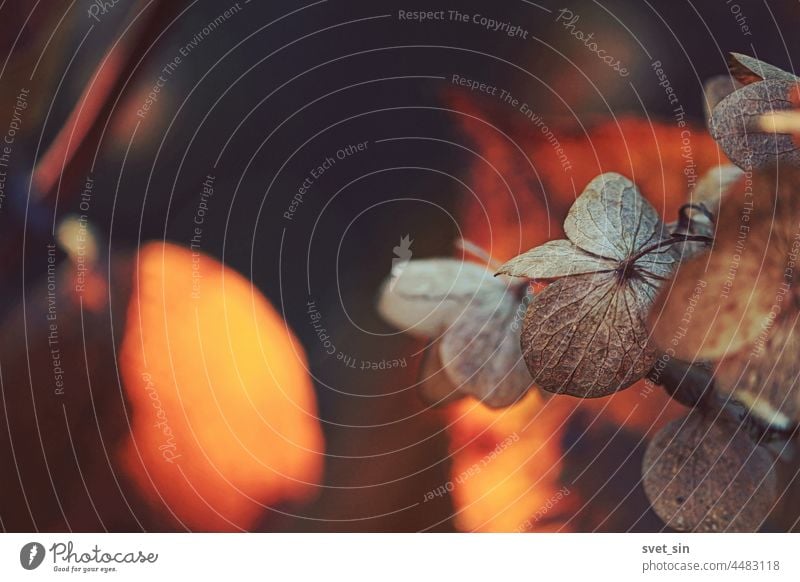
[646,357,715,408]
[647,357,799,442]
[627,233,714,265]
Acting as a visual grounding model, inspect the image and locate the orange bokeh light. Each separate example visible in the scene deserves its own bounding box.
[118,242,323,531]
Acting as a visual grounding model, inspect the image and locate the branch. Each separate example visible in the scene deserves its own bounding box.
[647,356,715,408]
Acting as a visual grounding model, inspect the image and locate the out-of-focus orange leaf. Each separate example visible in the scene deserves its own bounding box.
[448,90,725,261]
[118,242,324,531]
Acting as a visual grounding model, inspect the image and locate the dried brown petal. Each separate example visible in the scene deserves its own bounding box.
[642,412,778,532]
[495,239,616,280]
[378,257,533,407]
[504,173,682,397]
[418,346,465,407]
[378,259,501,337]
[728,53,799,85]
[704,75,741,126]
[709,79,800,170]
[650,168,799,361]
[440,288,532,407]
[521,272,656,397]
[564,173,671,261]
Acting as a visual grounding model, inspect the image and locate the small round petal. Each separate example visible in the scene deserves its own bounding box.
[642,412,778,532]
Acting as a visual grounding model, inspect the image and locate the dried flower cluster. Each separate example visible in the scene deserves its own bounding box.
[378,53,800,532]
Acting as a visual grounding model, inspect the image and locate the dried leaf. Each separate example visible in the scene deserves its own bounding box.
[495,239,615,280]
[728,53,799,85]
[642,412,778,532]
[709,79,800,170]
[521,272,657,397]
[650,167,799,361]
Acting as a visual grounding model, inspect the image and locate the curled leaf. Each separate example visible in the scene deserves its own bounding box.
[642,412,778,532]
[709,79,800,170]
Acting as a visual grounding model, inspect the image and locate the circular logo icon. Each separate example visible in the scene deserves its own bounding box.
[20,542,46,570]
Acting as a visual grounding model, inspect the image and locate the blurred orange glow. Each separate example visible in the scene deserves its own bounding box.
[448,90,725,260]
[445,94,721,531]
[446,393,574,532]
[118,242,323,531]
[447,390,684,532]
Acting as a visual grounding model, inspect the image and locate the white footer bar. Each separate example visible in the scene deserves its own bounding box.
[1,533,797,581]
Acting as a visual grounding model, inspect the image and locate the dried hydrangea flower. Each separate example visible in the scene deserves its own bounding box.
[497,173,687,397]
[378,244,532,408]
[709,53,800,170]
